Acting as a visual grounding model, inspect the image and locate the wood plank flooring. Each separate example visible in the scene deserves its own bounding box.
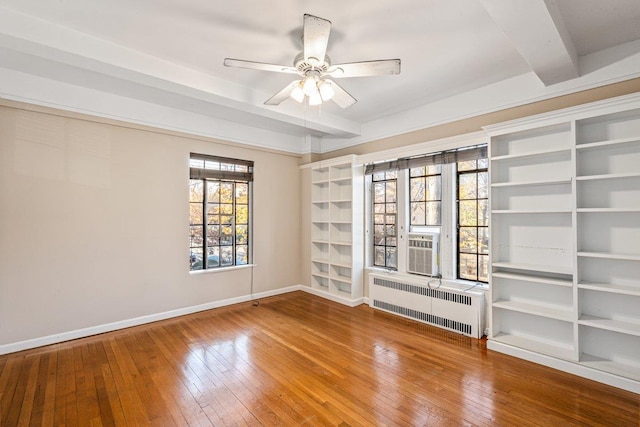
[1,291,638,426]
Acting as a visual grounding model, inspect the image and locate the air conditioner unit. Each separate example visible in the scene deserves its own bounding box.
[407,232,439,277]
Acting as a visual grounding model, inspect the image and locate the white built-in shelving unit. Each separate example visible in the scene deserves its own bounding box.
[307,156,364,305]
[486,94,640,393]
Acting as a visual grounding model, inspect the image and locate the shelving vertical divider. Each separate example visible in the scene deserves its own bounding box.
[569,119,580,362]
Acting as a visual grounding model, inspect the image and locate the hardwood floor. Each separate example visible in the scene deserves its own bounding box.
[1,291,638,426]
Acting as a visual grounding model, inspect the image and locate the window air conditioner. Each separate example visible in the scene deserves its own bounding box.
[407,233,439,277]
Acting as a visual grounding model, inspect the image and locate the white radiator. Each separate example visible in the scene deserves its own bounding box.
[369,274,485,338]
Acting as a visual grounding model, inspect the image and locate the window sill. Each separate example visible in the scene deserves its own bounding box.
[190,264,256,275]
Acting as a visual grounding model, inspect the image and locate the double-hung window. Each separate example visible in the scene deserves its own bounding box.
[189,153,253,271]
[372,171,398,268]
[456,159,489,282]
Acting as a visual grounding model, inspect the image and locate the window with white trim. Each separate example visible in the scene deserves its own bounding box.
[189,153,253,271]
[366,145,488,283]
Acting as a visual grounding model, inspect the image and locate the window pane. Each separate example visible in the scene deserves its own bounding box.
[372,172,385,181]
[385,181,396,203]
[374,183,386,203]
[478,227,489,254]
[220,183,234,203]
[459,254,478,281]
[374,214,385,225]
[189,180,203,202]
[207,182,220,202]
[411,202,426,225]
[190,203,203,225]
[478,158,488,169]
[478,199,489,226]
[236,183,249,204]
[386,203,397,214]
[236,205,249,224]
[207,225,220,246]
[478,171,488,198]
[236,245,248,265]
[220,215,233,225]
[425,201,441,225]
[190,247,203,270]
[459,227,478,253]
[385,171,398,180]
[459,200,478,226]
[220,226,233,245]
[457,160,476,171]
[374,235,385,245]
[190,226,203,247]
[220,246,233,266]
[410,177,425,201]
[374,246,385,266]
[386,247,397,269]
[374,204,385,214]
[425,176,441,200]
[459,173,477,199]
[410,167,425,177]
[478,255,489,282]
[207,247,220,267]
[236,225,248,244]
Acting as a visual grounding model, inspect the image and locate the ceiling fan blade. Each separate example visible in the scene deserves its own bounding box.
[325,80,357,108]
[224,58,298,74]
[303,14,331,66]
[328,59,401,78]
[264,81,300,105]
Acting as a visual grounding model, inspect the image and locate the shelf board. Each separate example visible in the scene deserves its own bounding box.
[492,261,573,276]
[577,251,640,261]
[330,261,352,269]
[577,207,640,213]
[579,315,640,337]
[330,241,352,247]
[311,239,329,244]
[331,199,352,204]
[330,177,352,184]
[493,300,573,322]
[491,333,575,361]
[491,178,572,188]
[576,136,640,150]
[311,272,329,279]
[311,200,329,204]
[576,171,640,181]
[580,353,640,382]
[492,209,572,214]
[311,258,330,265]
[578,282,640,297]
[491,147,571,162]
[330,220,352,224]
[311,219,330,224]
[492,271,573,287]
[311,179,330,185]
[331,276,352,285]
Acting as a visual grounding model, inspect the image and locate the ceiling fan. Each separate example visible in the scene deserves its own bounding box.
[223,14,401,108]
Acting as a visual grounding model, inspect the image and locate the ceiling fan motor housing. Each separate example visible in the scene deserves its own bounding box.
[294,52,331,75]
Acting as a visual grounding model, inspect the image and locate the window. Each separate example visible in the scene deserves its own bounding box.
[372,171,398,269]
[189,153,253,271]
[457,159,489,282]
[410,165,442,226]
[366,145,488,282]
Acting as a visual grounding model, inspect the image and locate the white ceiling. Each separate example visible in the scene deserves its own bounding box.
[0,0,639,153]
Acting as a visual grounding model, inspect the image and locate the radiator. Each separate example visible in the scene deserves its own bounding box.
[369,274,485,338]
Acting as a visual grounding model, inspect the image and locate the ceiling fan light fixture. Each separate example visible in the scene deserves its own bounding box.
[308,91,322,106]
[318,80,335,101]
[302,75,319,96]
[290,82,305,103]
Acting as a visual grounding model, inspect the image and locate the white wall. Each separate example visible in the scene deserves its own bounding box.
[0,104,302,350]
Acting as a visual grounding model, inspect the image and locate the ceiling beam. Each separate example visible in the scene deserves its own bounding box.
[479,0,579,86]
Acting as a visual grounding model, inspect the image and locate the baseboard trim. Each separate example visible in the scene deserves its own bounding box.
[487,340,640,394]
[0,285,301,355]
[300,286,365,307]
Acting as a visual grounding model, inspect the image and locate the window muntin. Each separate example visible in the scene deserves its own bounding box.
[372,171,398,269]
[409,165,442,226]
[189,154,252,271]
[457,159,489,282]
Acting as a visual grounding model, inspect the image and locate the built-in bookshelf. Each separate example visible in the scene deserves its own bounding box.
[486,96,640,393]
[307,156,364,304]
